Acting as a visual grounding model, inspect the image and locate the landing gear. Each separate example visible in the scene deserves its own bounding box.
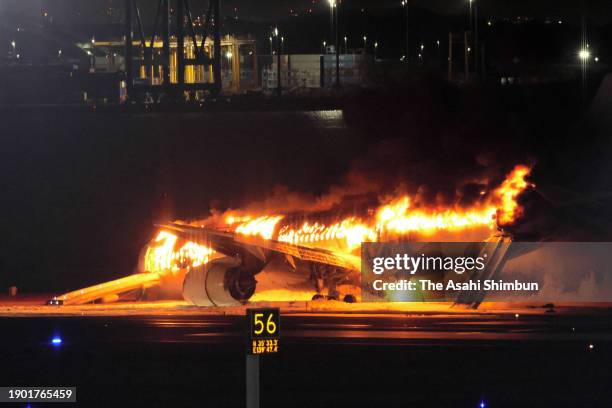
[227,268,257,303]
[311,293,355,302]
[343,294,357,303]
[312,294,325,301]
[327,290,340,301]
[309,263,357,302]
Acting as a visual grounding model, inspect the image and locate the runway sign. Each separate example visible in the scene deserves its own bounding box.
[247,308,280,355]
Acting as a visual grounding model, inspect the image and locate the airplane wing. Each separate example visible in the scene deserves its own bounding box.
[48,273,161,306]
[47,223,361,306]
[158,222,361,273]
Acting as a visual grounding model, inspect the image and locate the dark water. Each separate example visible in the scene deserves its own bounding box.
[0,109,364,293]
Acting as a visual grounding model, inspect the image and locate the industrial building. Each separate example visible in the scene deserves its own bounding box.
[264,53,372,90]
[82,36,373,98]
[82,35,258,95]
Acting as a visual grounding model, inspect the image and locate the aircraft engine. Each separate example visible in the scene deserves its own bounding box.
[182,256,257,306]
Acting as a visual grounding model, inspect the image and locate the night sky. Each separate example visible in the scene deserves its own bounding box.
[4,0,611,25]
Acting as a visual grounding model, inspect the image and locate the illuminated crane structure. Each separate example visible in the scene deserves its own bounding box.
[124,0,222,100]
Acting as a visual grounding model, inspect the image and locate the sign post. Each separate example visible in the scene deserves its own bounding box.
[246,308,280,408]
[246,354,259,408]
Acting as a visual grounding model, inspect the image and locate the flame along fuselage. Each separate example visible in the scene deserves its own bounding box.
[50,165,533,306]
[144,165,533,278]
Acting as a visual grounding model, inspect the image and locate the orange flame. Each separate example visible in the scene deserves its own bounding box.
[493,165,533,226]
[228,164,532,249]
[278,219,377,250]
[234,215,284,240]
[376,197,497,236]
[144,231,213,275]
[149,165,532,263]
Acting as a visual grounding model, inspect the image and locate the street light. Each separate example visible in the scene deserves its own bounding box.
[579,49,591,61]
[468,0,479,74]
[401,0,409,62]
[272,27,281,96]
[91,36,96,71]
[578,43,590,105]
[374,42,379,59]
[363,35,367,50]
[328,0,340,87]
[344,36,348,53]
[328,0,335,51]
[328,0,336,27]
[469,0,473,32]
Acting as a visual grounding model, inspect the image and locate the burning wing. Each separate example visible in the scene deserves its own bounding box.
[158,223,361,306]
[159,223,361,272]
[49,223,361,306]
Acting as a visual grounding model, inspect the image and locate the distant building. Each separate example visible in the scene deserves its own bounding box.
[265,54,372,91]
[82,35,258,93]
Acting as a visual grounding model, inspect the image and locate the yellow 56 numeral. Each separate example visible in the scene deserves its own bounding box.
[254,313,277,335]
[266,313,277,334]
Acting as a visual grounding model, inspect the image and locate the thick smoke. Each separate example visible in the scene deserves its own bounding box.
[204,76,535,220]
[495,244,612,302]
[342,75,535,207]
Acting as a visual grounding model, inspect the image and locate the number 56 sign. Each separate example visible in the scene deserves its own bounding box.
[247,308,280,355]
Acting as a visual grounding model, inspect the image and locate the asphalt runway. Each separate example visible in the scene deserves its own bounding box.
[1,301,611,407]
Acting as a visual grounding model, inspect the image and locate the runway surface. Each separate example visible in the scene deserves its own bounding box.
[1,298,611,406]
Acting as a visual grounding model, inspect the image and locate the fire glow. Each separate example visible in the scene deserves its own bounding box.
[144,230,213,275]
[144,165,533,275]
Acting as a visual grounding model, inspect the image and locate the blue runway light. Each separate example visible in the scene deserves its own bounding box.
[51,336,62,346]
[480,401,486,408]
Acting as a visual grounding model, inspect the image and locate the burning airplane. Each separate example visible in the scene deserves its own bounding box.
[48,165,533,307]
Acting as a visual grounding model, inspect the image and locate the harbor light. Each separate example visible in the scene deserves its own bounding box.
[579,49,591,61]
